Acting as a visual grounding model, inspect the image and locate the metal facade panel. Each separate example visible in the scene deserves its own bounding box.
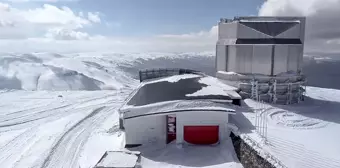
[276,24,301,39]
[235,45,253,73]
[298,17,306,42]
[237,23,272,39]
[216,45,227,71]
[297,45,303,71]
[227,45,237,72]
[217,39,237,45]
[240,22,299,37]
[273,45,288,75]
[218,22,238,39]
[252,45,272,75]
[288,45,302,72]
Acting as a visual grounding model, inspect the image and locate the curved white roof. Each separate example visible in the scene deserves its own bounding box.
[121,99,240,119]
[119,74,243,119]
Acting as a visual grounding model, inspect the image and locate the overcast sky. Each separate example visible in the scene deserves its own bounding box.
[0,0,339,54]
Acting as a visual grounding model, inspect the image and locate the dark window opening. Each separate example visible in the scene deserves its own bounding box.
[236,38,302,44]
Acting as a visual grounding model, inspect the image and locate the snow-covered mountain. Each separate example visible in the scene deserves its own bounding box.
[1,52,339,91]
[0,52,214,91]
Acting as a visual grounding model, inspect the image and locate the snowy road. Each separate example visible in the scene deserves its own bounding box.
[0,90,129,168]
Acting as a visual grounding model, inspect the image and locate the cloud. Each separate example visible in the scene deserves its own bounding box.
[0,2,101,40]
[259,0,340,54]
[88,12,101,23]
[45,28,90,40]
[0,26,218,53]
[21,4,90,29]
[157,26,217,39]
[1,0,339,54]
[6,0,77,2]
[0,2,218,53]
[0,1,217,53]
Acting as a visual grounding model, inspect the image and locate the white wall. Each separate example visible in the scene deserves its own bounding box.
[288,45,302,72]
[227,45,237,72]
[236,45,253,74]
[124,115,166,146]
[218,22,238,39]
[216,45,227,71]
[175,111,230,144]
[125,112,231,146]
[252,45,272,75]
[274,45,289,75]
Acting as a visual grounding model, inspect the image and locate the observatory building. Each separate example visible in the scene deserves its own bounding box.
[216,16,306,104]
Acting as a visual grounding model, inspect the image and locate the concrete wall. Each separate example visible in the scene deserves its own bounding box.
[124,115,166,146]
[176,111,230,144]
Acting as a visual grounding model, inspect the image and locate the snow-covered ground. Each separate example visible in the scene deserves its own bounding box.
[0,87,243,168]
[232,87,340,168]
[0,52,244,168]
[136,140,243,168]
[0,90,128,168]
[1,52,339,168]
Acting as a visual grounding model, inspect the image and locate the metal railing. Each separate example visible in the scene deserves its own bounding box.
[139,68,203,82]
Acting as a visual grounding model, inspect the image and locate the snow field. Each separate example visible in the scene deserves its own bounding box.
[232,87,340,168]
[1,52,339,168]
[0,90,130,168]
[0,51,240,168]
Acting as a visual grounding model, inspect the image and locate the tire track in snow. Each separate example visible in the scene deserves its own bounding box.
[268,135,340,168]
[0,128,39,167]
[0,93,119,132]
[40,106,116,168]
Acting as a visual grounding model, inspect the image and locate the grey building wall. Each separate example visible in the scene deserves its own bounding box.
[216,45,227,72]
[217,17,306,76]
[218,22,238,39]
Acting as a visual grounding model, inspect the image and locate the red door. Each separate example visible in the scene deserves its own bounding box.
[184,126,219,145]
